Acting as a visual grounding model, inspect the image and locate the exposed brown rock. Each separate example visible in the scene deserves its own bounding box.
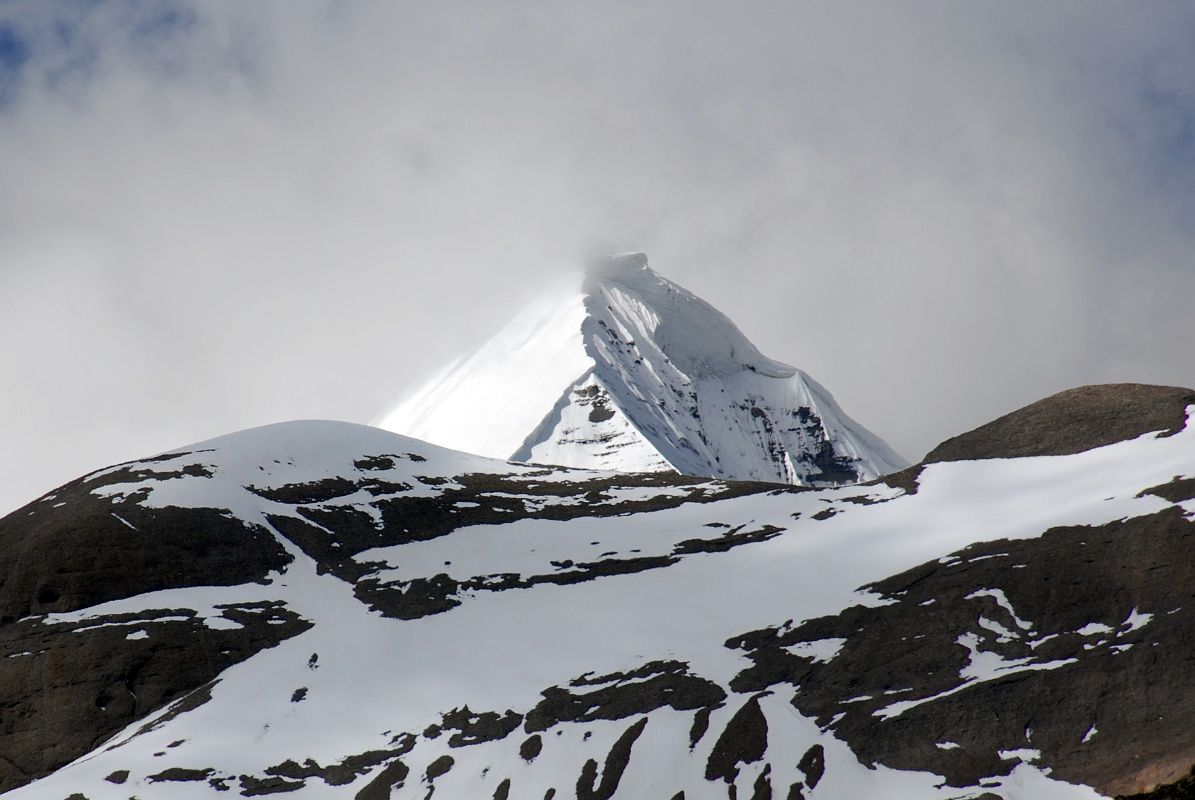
[425,754,454,781]
[519,735,543,762]
[575,717,648,800]
[423,706,523,748]
[0,467,291,624]
[1119,764,1195,798]
[925,383,1195,463]
[0,604,310,794]
[728,506,1195,795]
[525,661,725,733]
[0,457,305,794]
[705,695,769,784]
[353,758,410,800]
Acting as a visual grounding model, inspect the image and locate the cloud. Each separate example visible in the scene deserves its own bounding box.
[1,1,1193,511]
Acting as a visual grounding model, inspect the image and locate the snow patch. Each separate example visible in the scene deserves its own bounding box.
[966,588,1034,631]
[785,637,848,664]
[1123,607,1153,632]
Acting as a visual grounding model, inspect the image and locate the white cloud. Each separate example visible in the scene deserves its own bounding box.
[1,1,1193,511]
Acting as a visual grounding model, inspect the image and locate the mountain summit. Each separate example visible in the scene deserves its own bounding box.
[377,253,906,485]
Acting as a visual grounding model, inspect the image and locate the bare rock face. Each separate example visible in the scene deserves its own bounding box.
[0,454,307,794]
[0,456,292,624]
[729,501,1195,796]
[926,384,1195,463]
[874,383,1195,496]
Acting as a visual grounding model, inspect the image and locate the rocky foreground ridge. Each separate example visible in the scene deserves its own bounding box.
[2,383,1195,799]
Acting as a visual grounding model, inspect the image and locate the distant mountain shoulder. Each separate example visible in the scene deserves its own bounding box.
[877,383,1195,496]
[926,383,1195,463]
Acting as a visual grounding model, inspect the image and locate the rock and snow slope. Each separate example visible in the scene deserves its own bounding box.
[3,384,1195,799]
[376,253,906,486]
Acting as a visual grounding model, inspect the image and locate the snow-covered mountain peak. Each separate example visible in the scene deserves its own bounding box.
[582,252,796,381]
[378,255,907,486]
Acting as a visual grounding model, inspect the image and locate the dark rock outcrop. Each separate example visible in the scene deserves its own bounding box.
[728,506,1195,795]
[0,454,291,625]
[0,457,304,794]
[926,384,1195,464]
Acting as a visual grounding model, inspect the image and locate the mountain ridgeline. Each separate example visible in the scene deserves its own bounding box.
[2,382,1195,799]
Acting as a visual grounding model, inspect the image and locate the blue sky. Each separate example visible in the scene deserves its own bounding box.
[0,1,211,108]
[0,17,31,103]
[1,1,1194,513]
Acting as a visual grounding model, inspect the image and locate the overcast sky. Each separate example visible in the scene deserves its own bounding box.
[2,2,1194,513]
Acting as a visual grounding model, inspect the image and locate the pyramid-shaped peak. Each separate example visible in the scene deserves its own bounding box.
[378,257,907,486]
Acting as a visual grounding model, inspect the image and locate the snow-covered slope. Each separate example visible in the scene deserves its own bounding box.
[5,384,1195,799]
[377,253,906,486]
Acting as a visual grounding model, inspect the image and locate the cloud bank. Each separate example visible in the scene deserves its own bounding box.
[1,1,1194,511]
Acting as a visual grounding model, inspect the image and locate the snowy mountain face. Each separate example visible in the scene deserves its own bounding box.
[3,383,1195,799]
[377,253,907,487]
